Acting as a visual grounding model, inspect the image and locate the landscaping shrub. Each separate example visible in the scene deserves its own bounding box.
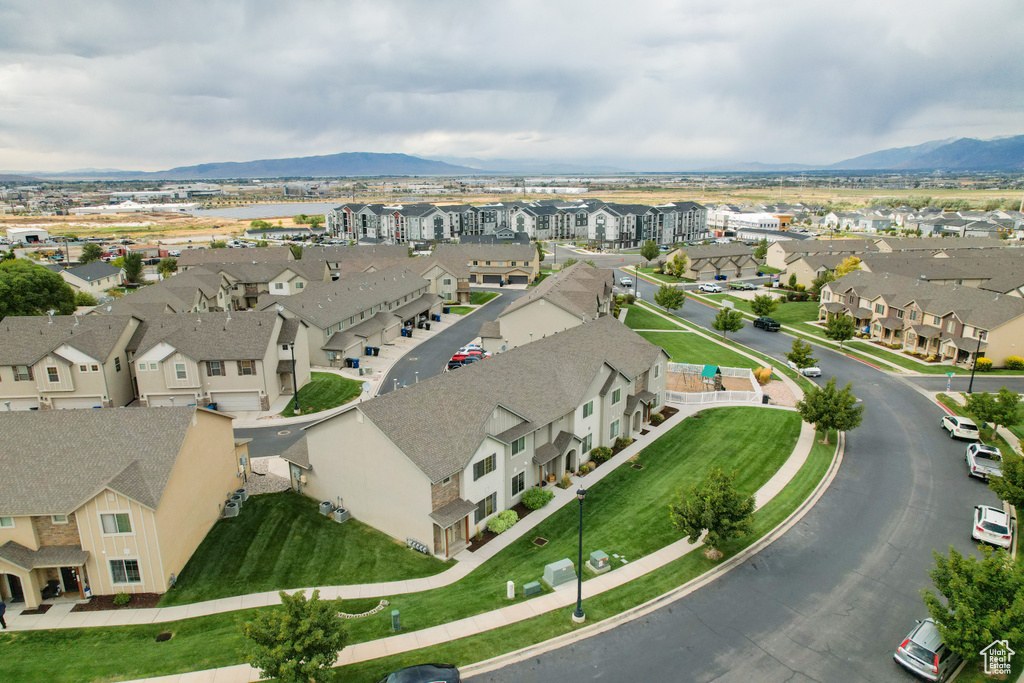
[754,367,773,385]
[113,592,131,607]
[976,357,993,372]
[1005,355,1024,371]
[591,446,613,463]
[522,488,554,510]
[625,293,636,305]
[650,412,665,425]
[925,354,937,362]
[559,473,573,489]
[794,284,806,292]
[613,436,634,452]
[579,464,590,475]
[487,509,519,534]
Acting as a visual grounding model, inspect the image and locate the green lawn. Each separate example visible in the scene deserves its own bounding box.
[623,305,681,330]
[704,293,819,326]
[159,492,449,606]
[636,266,691,284]
[528,271,551,287]
[446,306,473,315]
[639,330,763,370]
[470,291,499,305]
[280,372,363,417]
[759,265,782,274]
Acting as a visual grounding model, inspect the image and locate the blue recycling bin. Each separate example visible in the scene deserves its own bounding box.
[365,346,373,356]
[352,358,360,369]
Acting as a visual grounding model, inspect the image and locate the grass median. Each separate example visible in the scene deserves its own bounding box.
[622,304,682,330]
[470,291,499,305]
[280,371,363,417]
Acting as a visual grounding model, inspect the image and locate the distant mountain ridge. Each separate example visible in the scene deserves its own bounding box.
[830,135,1024,171]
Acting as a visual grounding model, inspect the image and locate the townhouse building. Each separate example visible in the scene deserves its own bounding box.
[0,314,142,410]
[130,310,309,412]
[432,243,539,285]
[176,246,294,270]
[0,407,242,609]
[820,270,1024,367]
[282,317,668,559]
[103,267,231,315]
[766,238,878,271]
[57,261,125,295]
[666,243,760,281]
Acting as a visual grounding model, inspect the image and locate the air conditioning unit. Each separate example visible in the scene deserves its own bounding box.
[319,501,334,515]
[234,487,248,502]
[230,493,244,508]
[224,501,239,518]
[333,508,350,523]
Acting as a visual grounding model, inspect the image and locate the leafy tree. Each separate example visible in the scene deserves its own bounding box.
[308,215,324,230]
[753,238,769,260]
[967,387,1024,435]
[157,257,178,278]
[668,252,688,278]
[0,260,76,319]
[255,240,269,247]
[921,546,1024,662]
[640,239,659,266]
[1,249,14,261]
[654,283,685,312]
[123,252,144,284]
[536,241,545,263]
[250,220,272,230]
[290,244,303,260]
[242,589,348,683]
[111,256,125,268]
[73,291,98,306]
[810,269,835,296]
[965,391,999,433]
[293,214,309,224]
[824,313,855,350]
[796,377,863,443]
[989,450,1024,510]
[669,467,755,560]
[712,308,745,339]
[834,256,862,278]
[750,293,778,318]
[562,257,578,268]
[210,240,227,249]
[79,243,103,263]
[786,339,818,369]
[994,387,1024,433]
[787,273,797,288]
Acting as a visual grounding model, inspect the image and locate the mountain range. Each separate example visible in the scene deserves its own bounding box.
[7,135,1024,180]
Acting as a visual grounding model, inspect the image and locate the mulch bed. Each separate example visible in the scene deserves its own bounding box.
[660,406,680,420]
[71,592,163,612]
[19,604,52,615]
[468,502,533,552]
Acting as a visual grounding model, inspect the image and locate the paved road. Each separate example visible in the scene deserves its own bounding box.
[473,267,1003,683]
[379,287,528,394]
[908,375,1024,394]
[235,421,313,458]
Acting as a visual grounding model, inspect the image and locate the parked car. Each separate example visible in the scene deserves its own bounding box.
[972,504,1013,549]
[450,354,468,363]
[698,283,723,293]
[458,345,482,354]
[460,356,481,365]
[619,276,633,287]
[941,415,980,440]
[444,361,463,372]
[729,282,757,291]
[893,617,962,682]
[965,443,1003,480]
[378,664,460,683]
[787,360,821,377]
[753,316,781,331]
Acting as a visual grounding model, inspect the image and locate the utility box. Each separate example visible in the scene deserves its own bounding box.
[523,581,542,597]
[391,609,401,631]
[542,559,577,589]
[587,550,611,575]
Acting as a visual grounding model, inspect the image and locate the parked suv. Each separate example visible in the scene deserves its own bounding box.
[941,415,979,440]
[619,276,633,287]
[753,316,781,331]
[698,282,723,293]
[893,618,962,682]
[972,504,1013,549]
[965,443,1003,480]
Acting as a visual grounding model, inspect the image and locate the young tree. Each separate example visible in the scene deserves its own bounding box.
[824,313,855,350]
[786,339,818,369]
[712,308,745,339]
[965,391,999,434]
[788,273,797,288]
[834,256,862,278]
[669,467,755,560]
[0,260,76,319]
[796,377,864,443]
[122,252,144,284]
[654,283,686,312]
[73,291,98,307]
[810,270,835,297]
[753,237,769,260]
[79,243,103,263]
[290,244,303,260]
[242,589,348,683]
[309,215,324,230]
[536,241,545,263]
[640,239,659,266]
[669,252,688,278]
[921,546,1024,662]
[989,450,1024,510]
[210,240,227,249]
[157,257,178,278]
[750,293,779,318]
[994,386,1024,434]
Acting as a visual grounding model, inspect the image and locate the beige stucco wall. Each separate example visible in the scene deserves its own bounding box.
[766,243,791,271]
[980,316,1024,365]
[152,410,239,588]
[0,515,41,550]
[303,409,435,550]
[75,489,163,598]
[497,299,585,350]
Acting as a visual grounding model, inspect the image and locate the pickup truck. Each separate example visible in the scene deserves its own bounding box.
[965,443,1003,480]
[753,316,781,331]
[729,282,757,291]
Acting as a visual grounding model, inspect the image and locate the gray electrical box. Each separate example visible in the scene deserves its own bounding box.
[523,581,542,597]
[542,558,577,588]
[587,550,611,574]
[391,609,401,631]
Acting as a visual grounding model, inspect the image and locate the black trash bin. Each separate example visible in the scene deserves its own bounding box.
[417,321,424,329]
[762,394,770,405]
[372,347,379,357]
[425,322,431,331]
[344,358,353,368]
[443,307,450,314]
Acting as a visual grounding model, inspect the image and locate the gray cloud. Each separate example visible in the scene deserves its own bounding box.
[0,0,1022,171]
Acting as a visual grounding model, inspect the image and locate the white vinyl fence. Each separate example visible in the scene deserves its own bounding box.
[665,364,763,406]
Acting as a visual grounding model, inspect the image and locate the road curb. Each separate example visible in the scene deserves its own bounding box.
[460,430,846,679]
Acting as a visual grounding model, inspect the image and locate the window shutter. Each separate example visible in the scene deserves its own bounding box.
[237,361,243,375]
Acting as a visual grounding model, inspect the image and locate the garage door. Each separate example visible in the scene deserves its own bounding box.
[210,392,262,412]
[508,275,529,285]
[4,398,40,411]
[482,274,502,284]
[147,394,194,407]
[52,396,103,410]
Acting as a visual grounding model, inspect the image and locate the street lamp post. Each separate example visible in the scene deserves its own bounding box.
[572,487,587,623]
[967,334,983,395]
[288,342,300,412]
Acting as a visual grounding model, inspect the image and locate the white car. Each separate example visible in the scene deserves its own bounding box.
[619,276,633,287]
[698,283,723,293]
[965,443,1003,480]
[972,505,1013,549]
[941,415,980,440]
[787,360,822,377]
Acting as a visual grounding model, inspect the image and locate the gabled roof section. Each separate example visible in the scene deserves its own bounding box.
[498,262,612,321]
[62,261,123,282]
[0,314,138,366]
[132,310,281,361]
[178,246,292,267]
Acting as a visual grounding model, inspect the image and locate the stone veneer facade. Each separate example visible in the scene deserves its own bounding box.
[32,512,81,546]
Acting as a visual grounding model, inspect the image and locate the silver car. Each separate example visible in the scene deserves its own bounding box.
[893,618,962,682]
[965,443,1002,480]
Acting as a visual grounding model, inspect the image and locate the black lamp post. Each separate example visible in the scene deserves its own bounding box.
[967,334,983,395]
[572,487,587,623]
[289,342,300,411]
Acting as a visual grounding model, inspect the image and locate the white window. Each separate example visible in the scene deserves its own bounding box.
[238,360,256,376]
[473,454,496,481]
[582,401,593,418]
[654,364,660,378]
[612,388,621,405]
[174,363,187,380]
[137,362,146,372]
[610,419,620,438]
[207,361,223,377]
[512,472,525,496]
[47,367,59,383]
[100,512,132,534]
[511,436,525,456]
[581,434,592,454]
[14,365,31,381]
[0,517,14,528]
[110,559,141,584]
[51,515,68,525]
[474,493,496,523]
[274,282,283,290]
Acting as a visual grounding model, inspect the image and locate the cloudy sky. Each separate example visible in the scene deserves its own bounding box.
[1,0,1022,172]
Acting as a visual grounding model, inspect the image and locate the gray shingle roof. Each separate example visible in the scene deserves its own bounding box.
[777,239,878,254]
[0,542,90,570]
[433,243,536,263]
[0,407,206,515]
[498,262,612,322]
[131,310,281,361]
[281,435,310,469]
[0,314,138,365]
[63,261,123,282]
[672,243,754,260]
[479,320,501,339]
[101,268,226,316]
[178,246,292,267]
[346,316,666,482]
[429,498,478,528]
